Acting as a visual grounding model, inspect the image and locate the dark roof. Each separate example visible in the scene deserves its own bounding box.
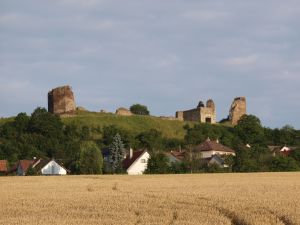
[0,160,8,172]
[33,159,51,171]
[194,140,235,153]
[122,150,146,169]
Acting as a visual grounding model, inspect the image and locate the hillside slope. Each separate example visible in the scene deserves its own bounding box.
[62,111,194,139]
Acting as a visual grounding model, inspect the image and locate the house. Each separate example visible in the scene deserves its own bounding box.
[9,158,67,176]
[164,151,185,164]
[205,155,228,168]
[16,159,38,176]
[122,149,150,175]
[34,159,67,175]
[268,145,297,157]
[193,138,235,159]
[0,160,8,175]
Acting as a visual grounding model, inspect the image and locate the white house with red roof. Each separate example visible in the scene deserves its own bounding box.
[193,138,236,158]
[122,149,150,175]
[9,158,67,176]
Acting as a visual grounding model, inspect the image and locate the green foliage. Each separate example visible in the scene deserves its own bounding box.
[130,104,150,115]
[184,123,235,147]
[233,144,259,172]
[28,107,64,138]
[136,129,163,153]
[61,110,189,139]
[26,166,38,176]
[169,161,189,174]
[79,141,103,174]
[145,153,170,174]
[1,107,300,174]
[235,115,266,146]
[269,156,300,172]
[109,134,125,173]
[102,125,136,148]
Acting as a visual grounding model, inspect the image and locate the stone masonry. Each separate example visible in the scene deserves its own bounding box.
[116,107,133,116]
[48,86,76,114]
[229,97,247,125]
[176,99,216,123]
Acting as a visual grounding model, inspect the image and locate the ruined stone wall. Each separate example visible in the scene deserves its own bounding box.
[182,108,201,122]
[175,99,216,124]
[229,97,247,125]
[48,86,76,115]
[175,111,184,121]
[199,107,216,123]
[116,107,133,116]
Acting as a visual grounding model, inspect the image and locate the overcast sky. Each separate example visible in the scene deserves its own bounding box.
[0,0,300,128]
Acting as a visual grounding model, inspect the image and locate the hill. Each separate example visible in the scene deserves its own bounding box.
[62,111,195,139]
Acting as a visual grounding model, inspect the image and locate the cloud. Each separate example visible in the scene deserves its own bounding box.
[182,10,227,22]
[1,1,300,128]
[225,55,259,66]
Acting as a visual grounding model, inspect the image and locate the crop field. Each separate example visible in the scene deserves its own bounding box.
[0,173,300,225]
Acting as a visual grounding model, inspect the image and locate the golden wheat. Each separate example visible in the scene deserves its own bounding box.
[0,173,299,225]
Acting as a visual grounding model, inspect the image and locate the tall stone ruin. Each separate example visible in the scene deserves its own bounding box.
[48,85,76,115]
[176,99,216,123]
[229,97,246,125]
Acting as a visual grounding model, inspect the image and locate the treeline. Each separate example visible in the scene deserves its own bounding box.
[0,107,300,174]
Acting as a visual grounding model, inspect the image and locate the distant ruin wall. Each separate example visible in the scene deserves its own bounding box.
[175,99,216,124]
[116,107,133,116]
[48,86,76,115]
[229,97,247,125]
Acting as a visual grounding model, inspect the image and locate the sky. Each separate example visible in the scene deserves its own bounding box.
[0,0,300,129]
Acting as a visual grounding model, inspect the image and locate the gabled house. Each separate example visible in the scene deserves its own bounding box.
[122,149,150,175]
[164,151,185,164]
[268,145,297,157]
[0,160,8,175]
[16,159,38,176]
[205,155,228,168]
[34,159,67,175]
[193,138,235,159]
[9,158,67,176]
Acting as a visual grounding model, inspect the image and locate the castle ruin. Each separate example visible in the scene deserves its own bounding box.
[116,107,133,116]
[48,86,76,115]
[229,97,247,125]
[176,99,216,124]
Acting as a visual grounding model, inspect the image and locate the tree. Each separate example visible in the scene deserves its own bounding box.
[109,133,125,173]
[79,141,103,174]
[269,156,299,172]
[130,104,150,115]
[136,129,163,153]
[235,115,265,146]
[28,107,64,138]
[145,153,170,174]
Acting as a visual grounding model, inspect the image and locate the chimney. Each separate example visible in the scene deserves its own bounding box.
[129,148,133,159]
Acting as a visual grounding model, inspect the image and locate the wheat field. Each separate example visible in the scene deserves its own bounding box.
[0,173,299,225]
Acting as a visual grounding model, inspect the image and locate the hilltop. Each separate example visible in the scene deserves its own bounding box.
[62,110,197,139]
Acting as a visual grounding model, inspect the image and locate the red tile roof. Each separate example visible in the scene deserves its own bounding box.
[169,151,186,161]
[0,160,8,172]
[194,140,235,153]
[19,160,35,172]
[122,150,146,169]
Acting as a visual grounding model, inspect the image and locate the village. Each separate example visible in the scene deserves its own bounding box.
[0,86,298,176]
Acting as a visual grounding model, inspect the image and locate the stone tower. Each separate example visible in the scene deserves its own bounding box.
[48,85,76,114]
[229,97,246,125]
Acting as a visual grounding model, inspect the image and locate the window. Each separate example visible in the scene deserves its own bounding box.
[141,159,146,163]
